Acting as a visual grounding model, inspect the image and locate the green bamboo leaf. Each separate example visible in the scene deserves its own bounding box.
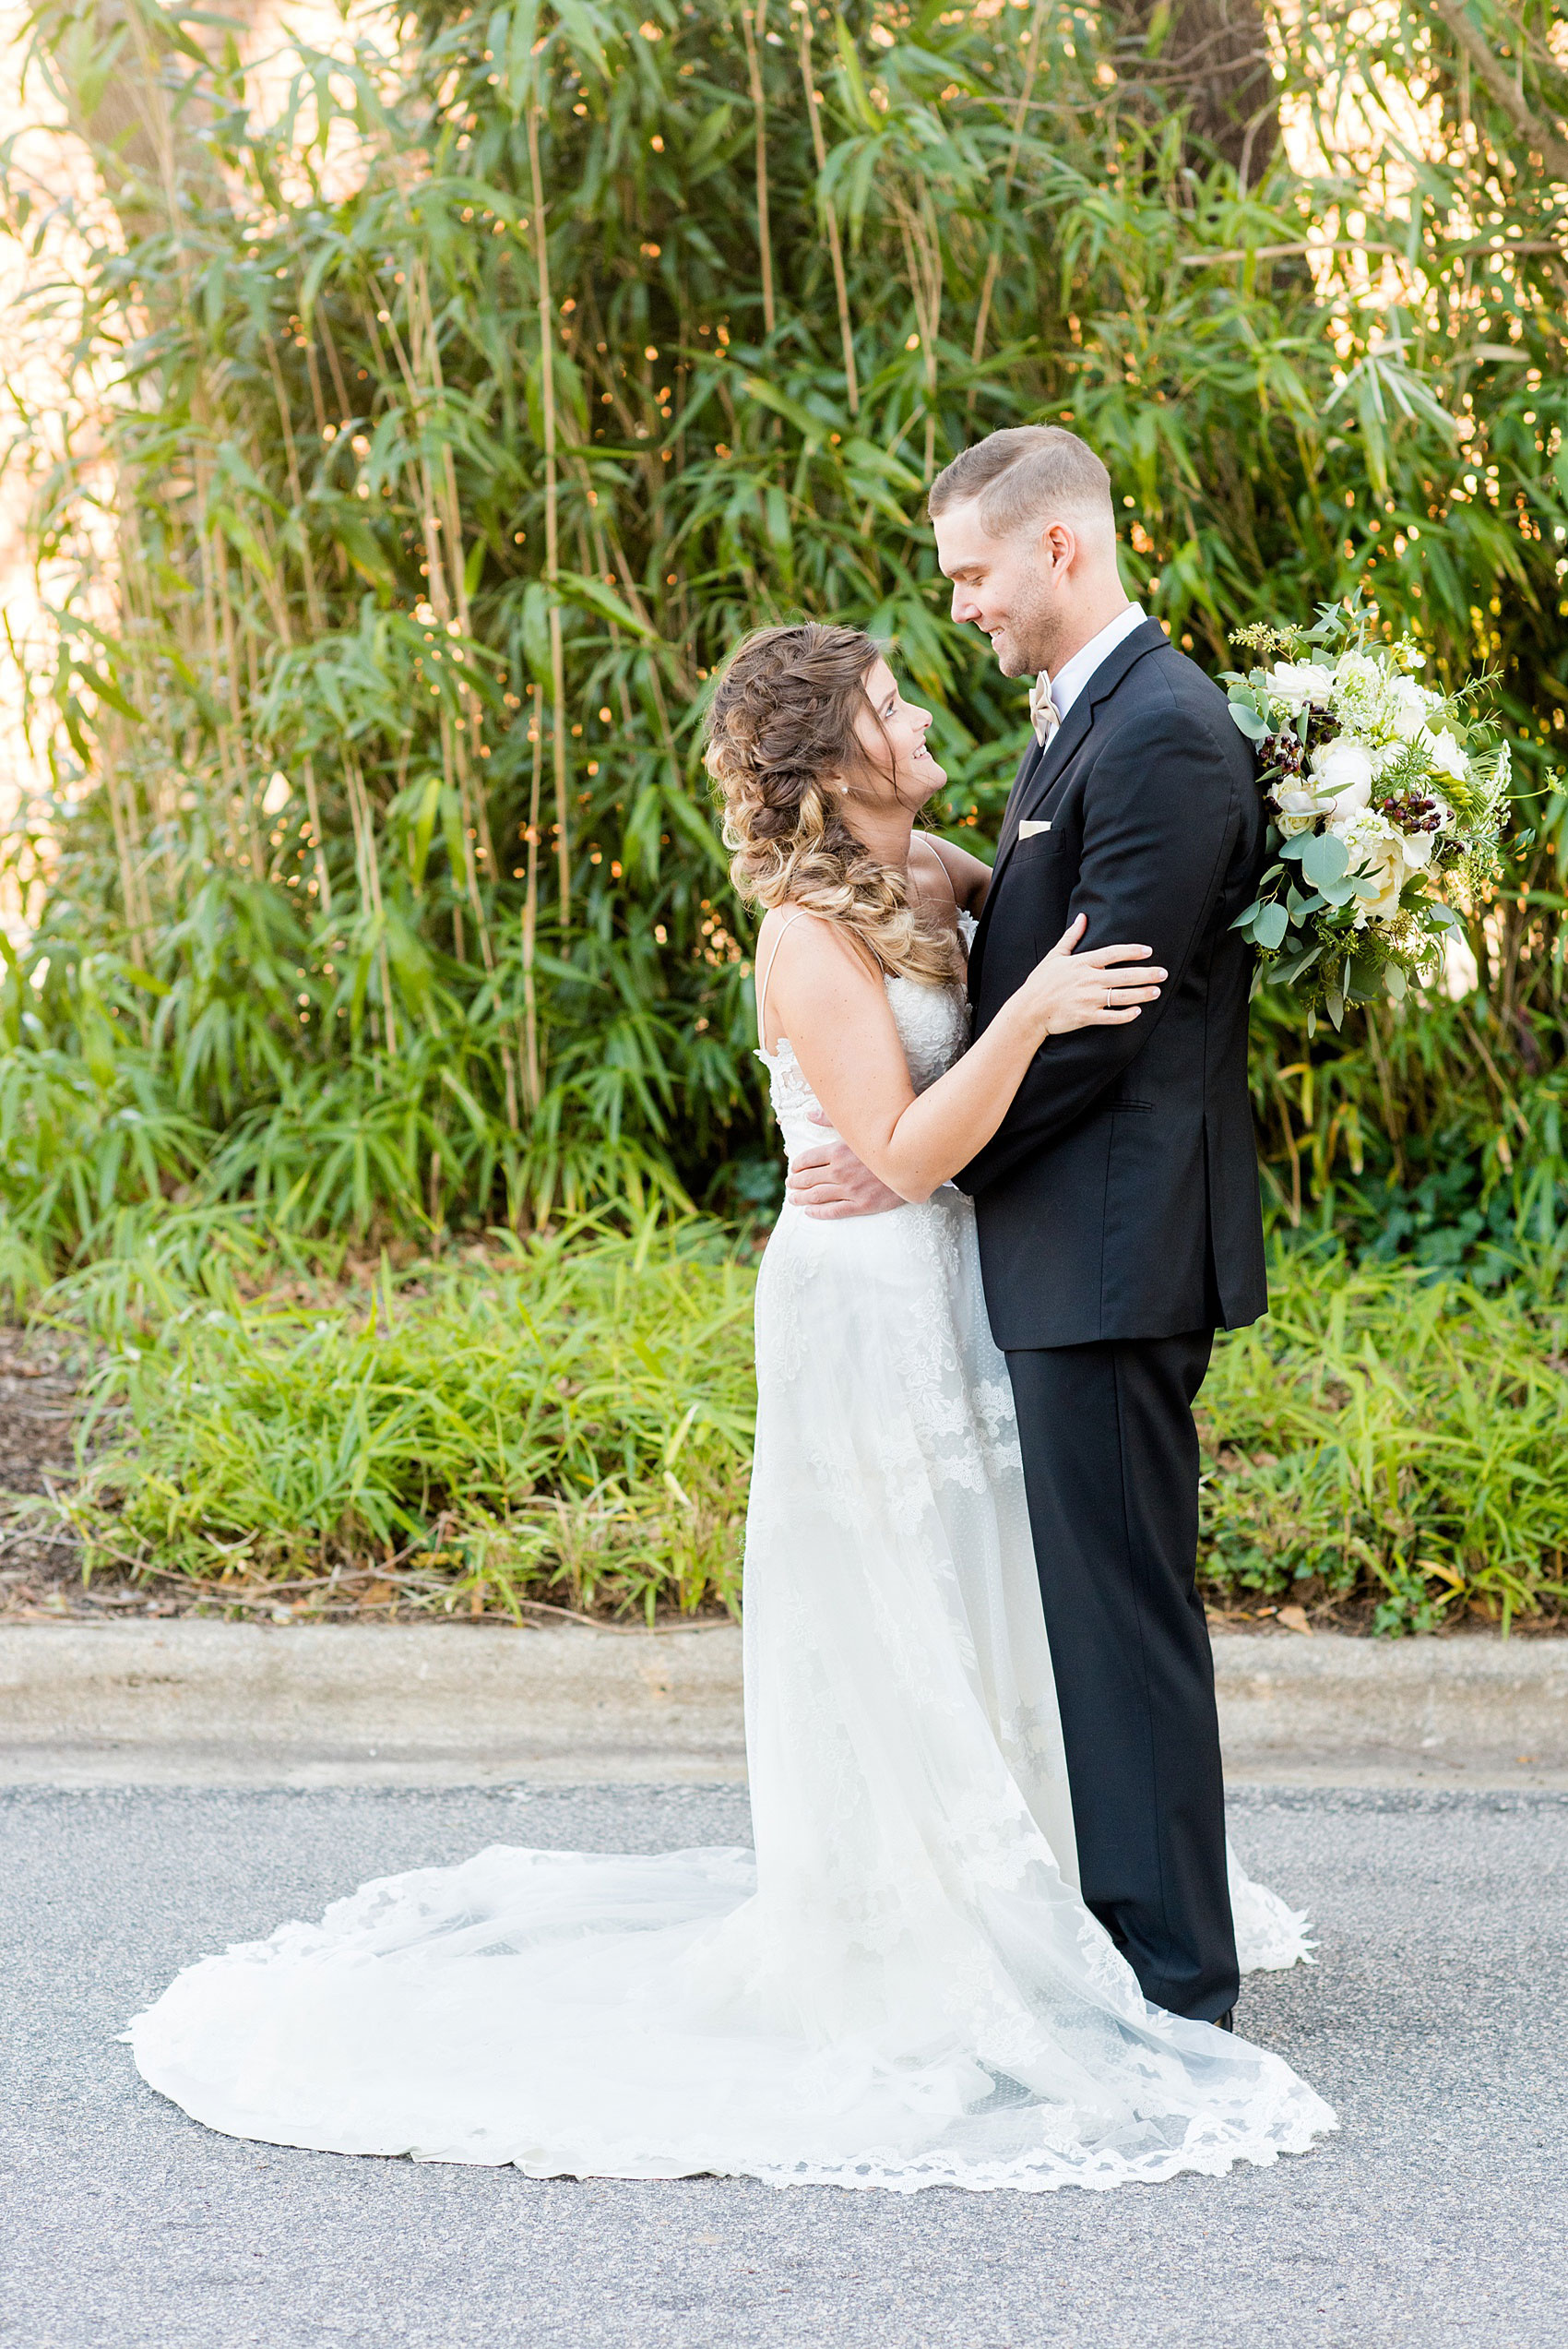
[742,376,827,447]
[556,572,661,642]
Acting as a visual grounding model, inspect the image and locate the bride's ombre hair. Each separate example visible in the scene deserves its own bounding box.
[705,622,963,985]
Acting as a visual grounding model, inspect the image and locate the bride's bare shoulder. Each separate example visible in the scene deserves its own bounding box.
[757,904,880,985]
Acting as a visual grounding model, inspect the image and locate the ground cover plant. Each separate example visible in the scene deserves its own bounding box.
[1,0,1566,1278]
[6,1215,1562,1634]
[25,1208,756,1623]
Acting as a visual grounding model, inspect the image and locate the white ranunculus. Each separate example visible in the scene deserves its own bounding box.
[1265,660,1336,712]
[1353,847,1406,927]
[1423,726,1469,782]
[1387,675,1437,743]
[1332,809,1407,929]
[1308,735,1375,816]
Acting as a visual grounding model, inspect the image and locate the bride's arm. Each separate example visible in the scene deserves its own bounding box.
[765,913,1164,1207]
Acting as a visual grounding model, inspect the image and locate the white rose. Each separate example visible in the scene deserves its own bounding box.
[1400,829,1436,872]
[1265,660,1336,712]
[1423,727,1469,782]
[1308,736,1375,817]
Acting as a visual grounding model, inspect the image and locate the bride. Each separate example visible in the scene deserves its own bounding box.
[128,624,1336,2192]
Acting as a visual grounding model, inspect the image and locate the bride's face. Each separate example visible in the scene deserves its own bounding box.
[848,658,947,811]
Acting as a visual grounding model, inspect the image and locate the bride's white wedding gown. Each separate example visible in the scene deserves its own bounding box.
[129,929,1336,2188]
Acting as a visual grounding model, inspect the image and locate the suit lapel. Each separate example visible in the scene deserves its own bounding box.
[969,620,1170,1004]
[968,735,1040,992]
[984,618,1171,900]
[992,733,1047,865]
[986,695,1096,901]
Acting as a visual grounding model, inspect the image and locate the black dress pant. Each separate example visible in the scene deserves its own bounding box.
[1004,1330,1239,2022]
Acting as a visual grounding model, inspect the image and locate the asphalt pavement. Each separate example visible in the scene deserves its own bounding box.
[3,1782,1565,2349]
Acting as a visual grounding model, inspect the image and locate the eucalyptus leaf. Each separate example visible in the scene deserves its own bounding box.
[1301,830,1349,888]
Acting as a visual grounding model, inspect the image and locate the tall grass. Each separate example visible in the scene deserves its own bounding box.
[2,0,1566,1272]
[15,1219,1566,1632]
[36,1210,755,1622]
[1200,1249,1568,1633]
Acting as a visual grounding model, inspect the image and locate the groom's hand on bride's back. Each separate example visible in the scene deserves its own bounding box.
[786,1114,906,1219]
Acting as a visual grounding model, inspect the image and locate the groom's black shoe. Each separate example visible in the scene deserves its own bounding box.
[1214,2009,1234,2033]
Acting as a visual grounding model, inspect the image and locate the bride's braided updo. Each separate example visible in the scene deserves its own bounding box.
[704,622,963,984]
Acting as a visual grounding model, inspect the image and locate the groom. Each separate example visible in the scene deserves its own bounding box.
[788,425,1266,2027]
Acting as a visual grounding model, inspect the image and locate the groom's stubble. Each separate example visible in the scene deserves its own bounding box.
[992,551,1079,683]
[932,495,1128,689]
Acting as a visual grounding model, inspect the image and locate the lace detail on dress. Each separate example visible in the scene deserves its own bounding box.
[126,909,1335,2192]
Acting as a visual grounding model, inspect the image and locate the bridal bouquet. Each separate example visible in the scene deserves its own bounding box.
[1222,601,1509,1026]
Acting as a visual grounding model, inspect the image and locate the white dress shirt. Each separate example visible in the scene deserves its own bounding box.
[1042,602,1148,725]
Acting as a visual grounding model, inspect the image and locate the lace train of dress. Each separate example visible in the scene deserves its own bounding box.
[129,948,1335,2189]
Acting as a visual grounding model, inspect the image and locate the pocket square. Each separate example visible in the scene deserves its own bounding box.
[1017,819,1052,840]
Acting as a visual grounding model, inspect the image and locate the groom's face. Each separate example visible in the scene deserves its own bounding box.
[933,500,1071,680]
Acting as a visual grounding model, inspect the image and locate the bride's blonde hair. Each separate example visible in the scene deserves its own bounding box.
[704,622,963,985]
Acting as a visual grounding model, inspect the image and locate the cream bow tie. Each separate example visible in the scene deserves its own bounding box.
[1029,672,1061,746]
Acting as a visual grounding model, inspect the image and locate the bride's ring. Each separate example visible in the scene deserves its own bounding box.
[1105,988,1114,1011]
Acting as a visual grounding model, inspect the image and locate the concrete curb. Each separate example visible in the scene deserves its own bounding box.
[1,1621,1564,1789]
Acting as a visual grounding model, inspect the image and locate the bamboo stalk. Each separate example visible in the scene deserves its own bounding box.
[797,12,857,414]
[739,0,777,337]
[317,311,355,423]
[969,0,1049,399]
[894,189,944,480]
[364,270,501,985]
[262,333,325,634]
[523,685,543,1111]
[243,367,335,923]
[344,748,398,1057]
[301,757,332,917]
[528,72,571,929]
[100,723,149,970]
[192,441,235,828]
[112,498,177,904]
[420,269,505,924]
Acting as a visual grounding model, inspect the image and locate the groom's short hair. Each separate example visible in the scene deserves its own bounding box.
[928,426,1114,540]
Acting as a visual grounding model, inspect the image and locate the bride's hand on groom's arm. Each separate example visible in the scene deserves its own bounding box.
[1017,914,1166,1037]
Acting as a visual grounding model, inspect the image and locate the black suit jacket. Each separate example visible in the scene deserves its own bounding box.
[956,618,1268,1351]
